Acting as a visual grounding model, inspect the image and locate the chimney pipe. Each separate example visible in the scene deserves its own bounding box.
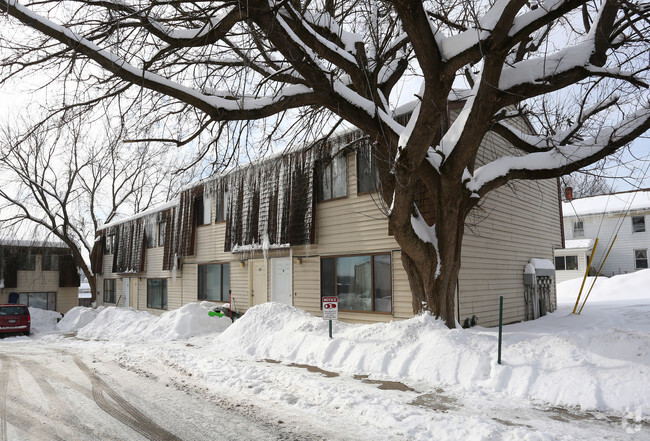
[565,186,573,201]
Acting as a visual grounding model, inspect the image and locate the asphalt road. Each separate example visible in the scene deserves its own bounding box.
[0,344,317,441]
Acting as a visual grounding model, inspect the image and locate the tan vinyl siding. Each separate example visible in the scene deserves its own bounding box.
[230,260,250,311]
[293,256,320,313]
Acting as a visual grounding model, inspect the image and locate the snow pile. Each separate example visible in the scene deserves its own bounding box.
[28,307,62,333]
[70,302,231,341]
[217,304,493,387]
[56,306,101,333]
[215,271,650,417]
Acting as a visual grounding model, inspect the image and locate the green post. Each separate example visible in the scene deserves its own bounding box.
[498,295,503,365]
[329,319,332,339]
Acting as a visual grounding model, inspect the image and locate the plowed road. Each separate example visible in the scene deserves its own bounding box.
[0,345,317,441]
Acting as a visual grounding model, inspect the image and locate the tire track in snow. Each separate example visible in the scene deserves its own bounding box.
[0,353,10,441]
[73,355,182,441]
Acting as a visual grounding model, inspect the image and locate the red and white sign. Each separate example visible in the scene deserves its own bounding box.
[322,296,338,321]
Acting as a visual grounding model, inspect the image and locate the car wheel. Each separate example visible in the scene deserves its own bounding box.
[23,331,30,337]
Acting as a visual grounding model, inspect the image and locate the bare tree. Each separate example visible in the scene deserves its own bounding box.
[1,0,648,326]
[0,112,189,301]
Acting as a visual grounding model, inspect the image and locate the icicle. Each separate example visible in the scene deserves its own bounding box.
[172,253,178,283]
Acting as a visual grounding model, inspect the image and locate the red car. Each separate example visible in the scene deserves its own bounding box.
[0,304,31,336]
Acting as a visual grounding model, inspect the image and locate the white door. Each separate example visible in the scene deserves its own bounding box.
[130,278,139,309]
[122,278,130,308]
[271,258,292,306]
[251,260,267,306]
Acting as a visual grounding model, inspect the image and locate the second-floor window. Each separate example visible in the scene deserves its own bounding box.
[573,221,584,238]
[215,189,228,222]
[158,220,167,247]
[145,223,156,248]
[41,254,59,271]
[17,254,35,271]
[357,147,380,194]
[196,195,211,226]
[318,153,347,201]
[632,216,645,233]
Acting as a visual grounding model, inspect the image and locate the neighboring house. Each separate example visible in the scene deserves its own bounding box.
[0,240,81,314]
[92,107,563,327]
[558,189,650,278]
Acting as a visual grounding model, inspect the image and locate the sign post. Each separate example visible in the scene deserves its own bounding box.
[322,296,338,338]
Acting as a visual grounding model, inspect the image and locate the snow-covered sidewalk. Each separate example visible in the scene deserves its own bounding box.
[21,270,650,440]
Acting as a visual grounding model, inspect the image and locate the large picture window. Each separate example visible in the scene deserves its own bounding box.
[554,255,578,271]
[318,154,347,201]
[198,263,230,302]
[103,279,116,303]
[321,254,392,312]
[147,278,168,309]
[18,292,56,311]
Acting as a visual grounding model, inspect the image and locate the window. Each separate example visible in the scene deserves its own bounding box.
[634,249,648,269]
[357,146,380,194]
[555,255,578,271]
[632,216,646,233]
[105,233,115,255]
[318,153,347,201]
[158,220,167,247]
[103,279,116,303]
[41,254,59,271]
[147,278,168,309]
[215,189,228,222]
[18,292,56,310]
[321,254,392,312]
[198,263,230,302]
[196,195,211,226]
[17,254,36,271]
[573,221,584,238]
[145,223,156,248]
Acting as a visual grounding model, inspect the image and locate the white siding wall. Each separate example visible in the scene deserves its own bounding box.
[564,210,650,276]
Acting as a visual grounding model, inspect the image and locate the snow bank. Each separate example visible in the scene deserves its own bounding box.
[68,302,231,341]
[215,271,650,418]
[29,307,62,333]
[56,306,101,333]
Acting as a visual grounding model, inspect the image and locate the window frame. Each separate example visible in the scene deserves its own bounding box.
[147,278,168,310]
[554,255,579,271]
[158,220,167,247]
[17,254,36,271]
[356,146,380,195]
[215,189,228,223]
[17,292,56,310]
[196,195,211,227]
[104,233,115,255]
[632,215,646,233]
[197,263,230,302]
[320,253,392,313]
[634,249,648,269]
[317,153,348,202]
[145,223,156,249]
[41,254,60,271]
[103,278,116,303]
[572,220,584,238]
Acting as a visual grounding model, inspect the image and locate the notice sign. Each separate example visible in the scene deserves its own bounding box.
[322,296,338,321]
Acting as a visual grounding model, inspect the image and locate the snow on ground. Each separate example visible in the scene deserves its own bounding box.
[30,270,650,439]
[29,306,62,334]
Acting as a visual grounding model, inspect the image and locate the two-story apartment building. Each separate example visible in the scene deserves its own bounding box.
[92,108,563,327]
[557,189,650,280]
[0,240,81,314]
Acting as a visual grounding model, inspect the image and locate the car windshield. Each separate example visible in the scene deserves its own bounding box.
[0,306,28,316]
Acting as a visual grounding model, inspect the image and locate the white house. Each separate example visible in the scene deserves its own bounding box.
[558,189,650,279]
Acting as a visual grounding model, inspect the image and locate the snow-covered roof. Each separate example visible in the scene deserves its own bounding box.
[99,200,178,231]
[563,190,650,217]
[564,239,595,249]
[0,239,68,249]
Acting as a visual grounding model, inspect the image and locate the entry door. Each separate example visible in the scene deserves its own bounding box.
[122,278,130,308]
[251,260,268,306]
[129,278,139,309]
[271,258,292,306]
